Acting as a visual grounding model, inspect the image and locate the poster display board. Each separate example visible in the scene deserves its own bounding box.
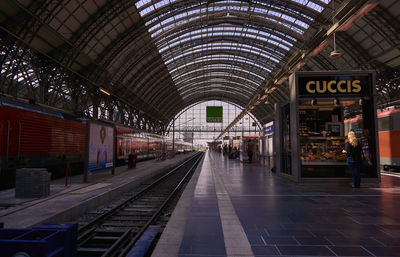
[206,106,223,123]
[87,122,114,172]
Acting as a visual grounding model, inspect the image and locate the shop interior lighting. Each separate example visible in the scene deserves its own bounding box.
[99,88,111,96]
[334,98,339,106]
[311,98,317,106]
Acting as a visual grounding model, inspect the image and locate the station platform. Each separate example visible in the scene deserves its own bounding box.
[0,153,196,228]
[153,151,400,257]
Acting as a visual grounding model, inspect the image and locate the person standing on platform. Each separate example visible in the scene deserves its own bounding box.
[344,130,363,188]
[223,144,228,155]
[247,140,254,164]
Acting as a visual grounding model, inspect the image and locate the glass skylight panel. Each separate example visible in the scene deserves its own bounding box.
[168,54,271,74]
[139,5,154,16]
[176,76,260,90]
[292,0,308,5]
[307,2,323,12]
[155,0,168,9]
[290,0,324,12]
[199,65,264,80]
[164,45,281,66]
[295,19,309,29]
[135,0,150,9]
[160,28,292,53]
[145,3,310,41]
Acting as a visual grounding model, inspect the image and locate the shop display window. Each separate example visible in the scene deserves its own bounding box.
[299,99,378,178]
[299,100,347,176]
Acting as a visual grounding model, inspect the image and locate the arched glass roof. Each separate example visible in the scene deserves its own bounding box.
[133,0,331,120]
[1,0,398,131]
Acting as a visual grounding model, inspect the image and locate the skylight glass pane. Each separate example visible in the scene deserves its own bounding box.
[135,0,150,9]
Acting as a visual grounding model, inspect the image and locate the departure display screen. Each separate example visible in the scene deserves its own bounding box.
[206,106,223,123]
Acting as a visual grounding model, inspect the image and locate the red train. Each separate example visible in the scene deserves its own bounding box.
[344,106,400,172]
[0,97,193,189]
[115,124,192,165]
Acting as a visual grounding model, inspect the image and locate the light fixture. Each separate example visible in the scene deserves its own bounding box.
[330,1,342,59]
[99,88,111,96]
[311,98,317,106]
[333,98,339,106]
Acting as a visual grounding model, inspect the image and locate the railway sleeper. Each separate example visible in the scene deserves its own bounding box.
[81,237,118,248]
[136,197,167,202]
[103,221,147,227]
[109,216,151,221]
[99,226,140,233]
[117,211,154,216]
[124,206,158,210]
[77,247,107,256]
[130,202,164,207]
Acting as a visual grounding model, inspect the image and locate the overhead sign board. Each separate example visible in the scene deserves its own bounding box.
[297,73,372,97]
[263,124,274,135]
[206,106,223,123]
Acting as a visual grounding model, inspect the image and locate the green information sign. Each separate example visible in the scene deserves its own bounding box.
[206,106,223,123]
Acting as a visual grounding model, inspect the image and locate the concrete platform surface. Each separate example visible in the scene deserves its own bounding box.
[0,153,196,228]
[153,151,400,257]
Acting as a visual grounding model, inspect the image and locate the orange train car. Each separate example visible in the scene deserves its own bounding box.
[345,106,400,172]
[0,98,86,189]
[1,97,195,189]
[376,107,400,171]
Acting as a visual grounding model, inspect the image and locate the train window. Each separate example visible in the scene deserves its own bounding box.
[378,116,393,131]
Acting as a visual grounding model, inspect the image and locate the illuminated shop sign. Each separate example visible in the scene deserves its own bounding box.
[298,74,371,96]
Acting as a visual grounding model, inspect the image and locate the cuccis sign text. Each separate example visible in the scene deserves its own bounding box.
[305,80,361,94]
[298,74,370,96]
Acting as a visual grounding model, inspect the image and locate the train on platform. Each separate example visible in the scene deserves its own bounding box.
[0,97,193,189]
[344,106,400,172]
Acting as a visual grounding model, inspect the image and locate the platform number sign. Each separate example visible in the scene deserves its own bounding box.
[206,106,223,123]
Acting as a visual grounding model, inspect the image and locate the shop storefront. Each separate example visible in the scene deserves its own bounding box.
[259,122,274,169]
[275,71,380,183]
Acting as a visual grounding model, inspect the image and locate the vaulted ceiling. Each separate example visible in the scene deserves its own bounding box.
[0,0,399,126]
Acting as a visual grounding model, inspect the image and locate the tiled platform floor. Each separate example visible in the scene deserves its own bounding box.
[153,151,400,257]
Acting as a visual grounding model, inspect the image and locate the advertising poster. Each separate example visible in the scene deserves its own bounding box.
[88,123,114,172]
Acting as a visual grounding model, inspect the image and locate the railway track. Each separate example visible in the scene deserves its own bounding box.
[76,152,203,257]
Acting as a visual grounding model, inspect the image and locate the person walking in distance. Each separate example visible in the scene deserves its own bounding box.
[344,130,363,188]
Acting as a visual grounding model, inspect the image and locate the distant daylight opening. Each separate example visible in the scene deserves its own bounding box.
[169,100,261,147]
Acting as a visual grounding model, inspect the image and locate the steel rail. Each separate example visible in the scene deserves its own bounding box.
[117,152,204,256]
[76,152,203,256]
[77,152,201,239]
